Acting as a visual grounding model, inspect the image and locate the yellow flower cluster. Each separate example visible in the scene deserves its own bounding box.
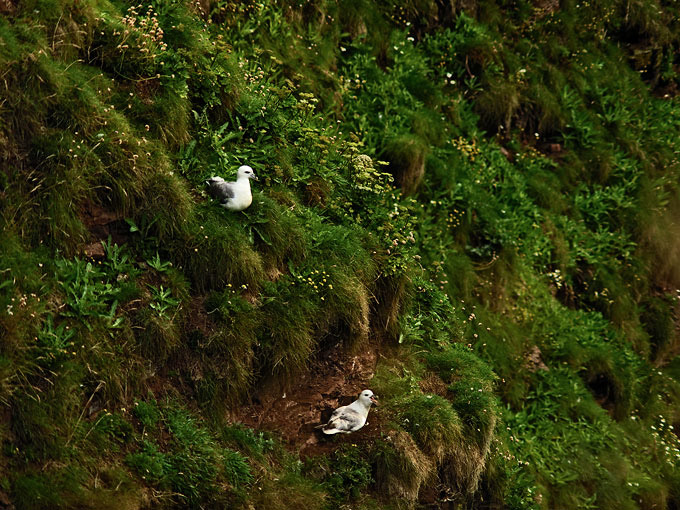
[446,209,463,229]
[292,269,333,301]
[451,136,481,161]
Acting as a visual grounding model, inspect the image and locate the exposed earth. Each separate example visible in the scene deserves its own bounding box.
[232,343,383,457]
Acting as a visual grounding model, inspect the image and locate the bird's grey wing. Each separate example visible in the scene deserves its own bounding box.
[329,405,347,420]
[316,405,348,431]
[209,181,236,200]
[328,408,363,432]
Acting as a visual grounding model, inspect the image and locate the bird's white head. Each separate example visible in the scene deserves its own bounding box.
[237,165,258,181]
[358,389,378,407]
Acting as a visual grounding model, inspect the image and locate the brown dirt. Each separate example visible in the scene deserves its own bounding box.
[134,78,161,105]
[0,489,14,510]
[79,200,129,249]
[0,0,16,15]
[184,295,215,337]
[524,345,549,373]
[230,342,383,457]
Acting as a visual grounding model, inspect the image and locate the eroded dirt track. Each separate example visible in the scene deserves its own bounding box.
[231,345,383,456]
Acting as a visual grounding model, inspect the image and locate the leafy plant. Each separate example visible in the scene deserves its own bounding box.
[146,252,172,273]
[125,440,171,484]
[133,399,161,429]
[220,423,275,458]
[323,446,373,503]
[148,285,180,319]
[55,258,123,329]
[222,448,253,489]
[36,315,75,367]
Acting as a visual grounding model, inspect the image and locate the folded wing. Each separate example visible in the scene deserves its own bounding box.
[322,406,364,434]
[207,180,236,201]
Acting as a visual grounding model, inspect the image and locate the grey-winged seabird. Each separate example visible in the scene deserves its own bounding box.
[316,390,378,434]
[205,165,258,211]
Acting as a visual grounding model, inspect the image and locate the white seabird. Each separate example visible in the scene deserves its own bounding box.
[206,165,258,211]
[317,389,378,435]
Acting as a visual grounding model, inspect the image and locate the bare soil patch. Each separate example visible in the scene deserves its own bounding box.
[231,342,382,456]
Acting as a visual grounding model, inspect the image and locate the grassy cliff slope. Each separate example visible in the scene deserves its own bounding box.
[1,0,680,508]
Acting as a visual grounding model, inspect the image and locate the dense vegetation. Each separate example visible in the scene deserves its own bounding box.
[2,0,680,508]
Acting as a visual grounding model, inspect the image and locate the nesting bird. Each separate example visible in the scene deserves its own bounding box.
[205,165,258,211]
[317,390,378,435]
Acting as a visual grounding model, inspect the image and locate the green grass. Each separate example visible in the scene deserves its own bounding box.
[304,445,373,504]
[372,429,434,505]
[124,402,257,507]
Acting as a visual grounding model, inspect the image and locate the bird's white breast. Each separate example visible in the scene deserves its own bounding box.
[223,179,253,211]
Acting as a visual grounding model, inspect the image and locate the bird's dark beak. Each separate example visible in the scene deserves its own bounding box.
[250,174,259,181]
[371,396,378,405]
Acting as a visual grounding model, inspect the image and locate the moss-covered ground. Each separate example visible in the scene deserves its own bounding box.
[2,0,680,508]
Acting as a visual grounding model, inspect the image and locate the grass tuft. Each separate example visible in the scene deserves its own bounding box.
[134,308,181,364]
[173,206,266,292]
[372,429,434,505]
